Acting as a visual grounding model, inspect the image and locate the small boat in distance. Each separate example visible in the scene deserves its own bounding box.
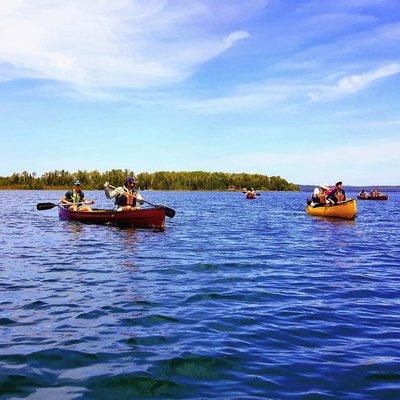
[306,199,356,220]
[58,204,166,230]
[243,187,258,199]
[357,189,388,200]
[246,192,257,199]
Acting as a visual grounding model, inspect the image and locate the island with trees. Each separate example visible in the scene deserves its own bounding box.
[0,169,300,191]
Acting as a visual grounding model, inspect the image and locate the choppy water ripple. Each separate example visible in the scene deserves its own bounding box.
[1,190,400,399]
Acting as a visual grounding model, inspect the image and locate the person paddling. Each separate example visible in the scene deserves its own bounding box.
[104,176,144,211]
[326,181,346,205]
[60,180,95,211]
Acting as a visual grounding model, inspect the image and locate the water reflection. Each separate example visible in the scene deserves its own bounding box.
[309,216,356,226]
[60,220,85,239]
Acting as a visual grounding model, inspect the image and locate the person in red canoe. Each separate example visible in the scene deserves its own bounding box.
[104,176,144,211]
[247,188,256,196]
[60,180,95,211]
[359,189,368,199]
[326,181,346,205]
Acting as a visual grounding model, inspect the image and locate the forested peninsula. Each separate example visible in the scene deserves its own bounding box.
[0,170,299,191]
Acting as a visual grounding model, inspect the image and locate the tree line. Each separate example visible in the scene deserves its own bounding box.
[0,169,299,191]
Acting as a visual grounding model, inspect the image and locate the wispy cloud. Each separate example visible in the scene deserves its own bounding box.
[178,61,400,113]
[308,63,400,100]
[338,64,400,92]
[0,0,254,90]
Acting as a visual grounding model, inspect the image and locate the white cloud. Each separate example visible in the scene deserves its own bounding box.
[0,0,252,90]
[338,64,400,93]
[180,62,400,113]
[308,63,400,101]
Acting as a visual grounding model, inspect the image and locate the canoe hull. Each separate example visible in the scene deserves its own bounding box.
[58,205,166,229]
[306,199,356,220]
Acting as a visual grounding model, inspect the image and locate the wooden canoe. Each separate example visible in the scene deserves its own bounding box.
[357,194,388,200]
[58,205,166,229]
[306,199,356,220]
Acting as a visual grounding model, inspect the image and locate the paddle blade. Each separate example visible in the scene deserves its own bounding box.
[164,206,176,218]
[142,199,175,218]
[36,202,58,211]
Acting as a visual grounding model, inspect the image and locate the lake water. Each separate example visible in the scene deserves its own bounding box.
[1,190,399,399]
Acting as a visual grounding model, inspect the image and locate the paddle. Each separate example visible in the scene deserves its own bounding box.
[36,202,59,211]
[242,191,261,196]
[107,184,175,218]
[36,202,85,211]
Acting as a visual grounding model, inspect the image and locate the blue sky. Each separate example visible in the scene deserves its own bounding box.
[0,0,399,185]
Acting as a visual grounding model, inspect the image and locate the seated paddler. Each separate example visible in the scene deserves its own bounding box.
[104,176,144,211]
[309,183,330,207]
[326,181,346,204]
[60,180,95,211]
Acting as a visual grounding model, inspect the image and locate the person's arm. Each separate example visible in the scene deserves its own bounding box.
[81,196,95,205]
[105,185,124,199]
[326,188,336,199]
[60,191,72,204]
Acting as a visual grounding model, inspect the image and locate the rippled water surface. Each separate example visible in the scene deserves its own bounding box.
[1,190,400,399]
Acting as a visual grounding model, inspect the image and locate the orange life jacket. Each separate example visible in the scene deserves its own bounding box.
[116,188,137,207]
[336,192,345,202]
[317,193,326,204]
[123,191,136,206]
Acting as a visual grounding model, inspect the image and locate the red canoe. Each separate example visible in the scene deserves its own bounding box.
[58,205,166,229]
[357,194,388,200]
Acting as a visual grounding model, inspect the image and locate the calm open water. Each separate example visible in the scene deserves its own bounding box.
[1,190,399,399]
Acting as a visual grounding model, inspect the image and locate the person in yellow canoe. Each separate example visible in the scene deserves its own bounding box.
[60,180,95,211]
[309,183,330,207]
[104,176,144,211]
[326,181,346,204]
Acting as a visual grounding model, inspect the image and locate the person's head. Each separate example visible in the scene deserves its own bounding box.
[73,180,81,191]
[124,176,137,188]
[319,183,329,190]
[335,181,343,189]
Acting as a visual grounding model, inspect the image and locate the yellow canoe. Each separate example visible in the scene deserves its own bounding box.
[306,199,356,220]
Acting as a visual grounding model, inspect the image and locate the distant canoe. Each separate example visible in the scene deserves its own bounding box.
[306,199,356,220]
[357,194,388,200]
[58,205,166,229]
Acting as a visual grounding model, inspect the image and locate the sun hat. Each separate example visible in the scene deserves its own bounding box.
[335,181,343,186]
[319,183,330,190]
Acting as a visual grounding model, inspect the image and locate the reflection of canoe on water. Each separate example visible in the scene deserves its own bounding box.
[58,204,166,229]
[357,194,388,200]
[306,199,356,220]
